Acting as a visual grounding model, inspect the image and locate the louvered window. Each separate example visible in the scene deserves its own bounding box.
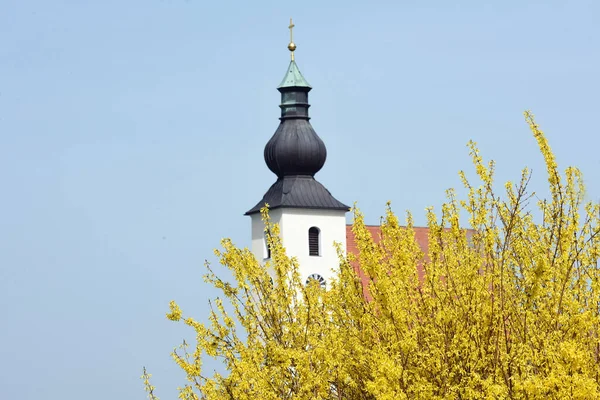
[308,227,320,256]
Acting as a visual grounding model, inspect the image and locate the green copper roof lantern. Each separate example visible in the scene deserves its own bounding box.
[278,60,312,89]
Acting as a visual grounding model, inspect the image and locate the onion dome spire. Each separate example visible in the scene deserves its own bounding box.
[246,20,348,215]
[264,19,322,178]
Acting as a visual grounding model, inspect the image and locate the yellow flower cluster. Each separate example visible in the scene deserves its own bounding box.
[145,113,600,399]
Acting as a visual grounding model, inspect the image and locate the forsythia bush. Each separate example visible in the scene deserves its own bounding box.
[146,112,600,399]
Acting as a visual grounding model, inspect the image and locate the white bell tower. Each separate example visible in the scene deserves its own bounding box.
[246,21,348,288]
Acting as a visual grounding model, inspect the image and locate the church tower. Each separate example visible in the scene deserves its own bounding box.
[246,20,349,288]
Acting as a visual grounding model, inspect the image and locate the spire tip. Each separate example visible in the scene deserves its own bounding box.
[288,18,296,60]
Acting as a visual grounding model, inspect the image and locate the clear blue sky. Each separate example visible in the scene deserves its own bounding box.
[1,0,598,398]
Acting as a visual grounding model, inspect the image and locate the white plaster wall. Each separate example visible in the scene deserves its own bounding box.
[280,208,347,286]
[250,208,347,287]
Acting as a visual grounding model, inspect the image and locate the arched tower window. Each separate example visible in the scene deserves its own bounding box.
[264,230,271,259]
[308,227,320,256]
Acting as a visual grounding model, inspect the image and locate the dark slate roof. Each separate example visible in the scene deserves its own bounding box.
[245,175,350,215]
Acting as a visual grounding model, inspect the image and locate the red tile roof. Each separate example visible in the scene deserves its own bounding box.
[345,225,476,298]
[345,225,430,297]
[346,225,431,260]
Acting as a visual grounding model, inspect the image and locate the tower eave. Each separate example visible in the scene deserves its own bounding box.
[245,176,350,216]
[244,204,350,216]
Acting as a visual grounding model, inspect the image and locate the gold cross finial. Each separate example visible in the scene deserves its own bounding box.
[287,18,296,60]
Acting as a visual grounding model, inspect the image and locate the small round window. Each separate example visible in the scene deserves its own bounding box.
[306,273,326,289]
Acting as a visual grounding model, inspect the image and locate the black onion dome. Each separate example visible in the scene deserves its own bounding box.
[264,119,327,178]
